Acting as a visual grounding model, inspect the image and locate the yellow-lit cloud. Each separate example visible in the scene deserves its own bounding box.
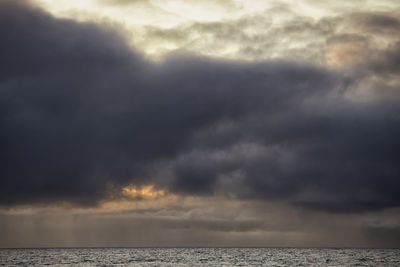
[122,184,166,199]
[32,0,400,61]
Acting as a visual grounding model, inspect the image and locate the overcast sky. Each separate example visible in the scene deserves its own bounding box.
[0,0,399,248]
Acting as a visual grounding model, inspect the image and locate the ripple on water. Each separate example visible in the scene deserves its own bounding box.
[0,248,399,266]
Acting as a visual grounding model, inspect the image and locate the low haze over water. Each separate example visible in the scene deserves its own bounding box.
[1,248,399,266]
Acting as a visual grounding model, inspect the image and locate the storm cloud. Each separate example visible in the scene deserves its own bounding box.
[0,0,399,214]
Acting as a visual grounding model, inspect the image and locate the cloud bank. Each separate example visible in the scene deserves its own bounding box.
[0,0,399,216]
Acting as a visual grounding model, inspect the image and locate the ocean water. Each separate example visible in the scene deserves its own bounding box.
[0,247,399,266]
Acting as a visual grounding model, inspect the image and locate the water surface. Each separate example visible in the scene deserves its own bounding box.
[1,247,399,266]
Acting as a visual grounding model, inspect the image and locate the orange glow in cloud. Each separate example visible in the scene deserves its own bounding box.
[325,43,381,67]
[122,184,166,199]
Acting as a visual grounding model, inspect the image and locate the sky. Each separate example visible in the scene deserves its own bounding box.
[0,0,399,248]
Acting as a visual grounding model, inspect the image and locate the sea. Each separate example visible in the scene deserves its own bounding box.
[0,247,399,266]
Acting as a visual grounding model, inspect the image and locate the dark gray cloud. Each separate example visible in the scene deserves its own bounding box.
[0,0,399,213]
